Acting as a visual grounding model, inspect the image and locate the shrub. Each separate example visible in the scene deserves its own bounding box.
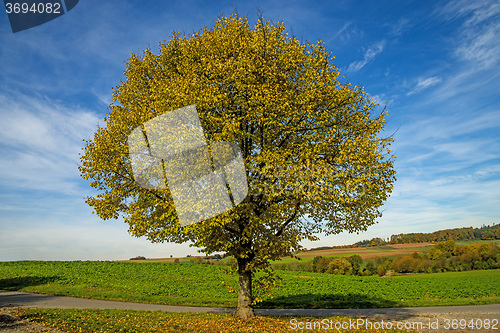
[392,255,423,273]
[429,240,456,259]
[312,256,329,273]
[193,257,203,264]
[346,255,362,275]
[326,258,352,275]
[226,256,238,270]
[421,259,436,273]
[363,261,377,276]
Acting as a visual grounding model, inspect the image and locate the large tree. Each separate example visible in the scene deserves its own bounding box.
[79,14,396,319]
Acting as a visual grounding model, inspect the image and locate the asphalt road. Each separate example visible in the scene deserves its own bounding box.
[1,290,499,332]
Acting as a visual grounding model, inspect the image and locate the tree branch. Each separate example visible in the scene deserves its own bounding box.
[275,196,302,237]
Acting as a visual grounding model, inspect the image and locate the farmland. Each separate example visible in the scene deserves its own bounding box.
[274,242,435,264]
[0,261,498,309]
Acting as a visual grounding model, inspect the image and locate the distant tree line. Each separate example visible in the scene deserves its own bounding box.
[304,223,500,251]
[389,224,500,245]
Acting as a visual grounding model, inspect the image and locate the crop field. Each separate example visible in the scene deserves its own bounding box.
[1,261,499,309]
[271,242,435,264]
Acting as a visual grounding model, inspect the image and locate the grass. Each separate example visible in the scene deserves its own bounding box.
[13,308,409,333]
[1,261,499,309]
[263,269,500,308]
[0,261,235,307]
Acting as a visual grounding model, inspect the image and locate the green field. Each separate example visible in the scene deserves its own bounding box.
[455,239,500,246]
[1,261,499,309]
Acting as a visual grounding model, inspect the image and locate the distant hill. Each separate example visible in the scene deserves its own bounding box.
[306,223,500,251]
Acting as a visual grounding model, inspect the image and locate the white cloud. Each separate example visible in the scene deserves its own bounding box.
[0,92,99,194]
[333,21,357,42]
[407,76,441,95]
[0,92,205,261]
[439,0,500,69]
[439,0,500,25]
[400,0,500,104]
[396,109,500,144]
[456,20,500,69]
[347,40,386,73]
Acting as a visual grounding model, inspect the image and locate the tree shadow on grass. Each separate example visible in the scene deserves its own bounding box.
[0,276,60,291]
[258,292,400,309]
[256,293,422,320]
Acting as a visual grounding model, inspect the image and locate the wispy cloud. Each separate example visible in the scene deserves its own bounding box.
[347,40,386,73]
[0,92,206,261]
[395,109,500,158]
[439,0,500,70]
[333,21,359,42]
[0,92,99,194]
[455,20,500,69]
[388,18,411,37]
[439,0,500,25]
[407,76,441,95]
[398,0,500,103]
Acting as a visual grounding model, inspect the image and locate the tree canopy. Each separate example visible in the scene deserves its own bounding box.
[79,14,396,318]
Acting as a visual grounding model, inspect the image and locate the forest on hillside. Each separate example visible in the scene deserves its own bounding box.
[307,224,500,251]
[384,223,499,245]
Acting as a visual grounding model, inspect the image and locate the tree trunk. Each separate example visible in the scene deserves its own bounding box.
[236,258,255,319]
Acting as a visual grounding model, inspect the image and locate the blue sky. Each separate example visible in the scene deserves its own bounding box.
[1,0,499,261]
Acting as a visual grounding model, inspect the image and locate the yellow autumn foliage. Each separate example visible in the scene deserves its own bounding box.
[79,13,396,317]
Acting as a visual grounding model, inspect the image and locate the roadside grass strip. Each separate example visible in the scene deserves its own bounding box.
[14,308,410,333]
